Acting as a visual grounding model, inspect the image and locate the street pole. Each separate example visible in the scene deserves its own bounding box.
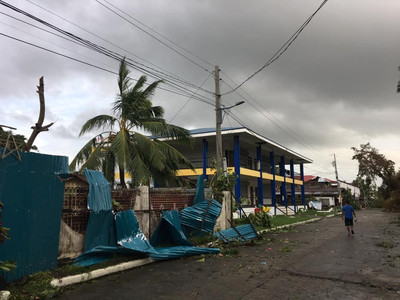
[333,153,342,206]
[215,65,223,176]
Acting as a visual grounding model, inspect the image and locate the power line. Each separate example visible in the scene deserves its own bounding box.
[0,0,215,97]
[0,32,118,74]
[222,0,329,95]
[99,0,214,68]
[95,0,211,73]
[169,72,214,123]
[0,31,216,107]
[220,71,334,165]
[23,0,207,94]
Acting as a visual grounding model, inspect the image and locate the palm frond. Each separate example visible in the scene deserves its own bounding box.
[150,141,194,186]
[118,57,131,95]
[102,149,116,184]
[141,79,163,100]
[142,122,192,145]
[124,132,155,183]
[153,140,194,170]
[131,75,147,94]
[79,146,105,171]
[149,105,164,119]
[79,115,117,136]
[69,138,96,171]
[132,132,166,170]
[110,128,133,170]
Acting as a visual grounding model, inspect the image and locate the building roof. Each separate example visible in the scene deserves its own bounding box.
[295,175,337,183]
[187,126,312,164]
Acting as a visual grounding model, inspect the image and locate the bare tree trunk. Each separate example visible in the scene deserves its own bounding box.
[23,77,54,152]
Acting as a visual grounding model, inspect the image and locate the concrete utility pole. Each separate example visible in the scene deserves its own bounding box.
[215,66,223,176]
[333,153,342,206]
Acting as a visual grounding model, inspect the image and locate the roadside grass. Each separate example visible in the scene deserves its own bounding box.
[270,214,315,228]
[234,208,337,232]
[7,271,59,300]
[6,254,147,300]
[188,233,217,246]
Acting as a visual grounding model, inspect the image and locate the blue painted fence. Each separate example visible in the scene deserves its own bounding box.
[0,149,68,282]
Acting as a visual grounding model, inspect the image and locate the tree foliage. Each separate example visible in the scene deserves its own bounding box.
[0,127,37,151]
[351,143,395,184]
[70,58,193,188]
[352,143,400,210]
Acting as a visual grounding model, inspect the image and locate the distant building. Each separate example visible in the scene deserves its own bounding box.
[294,175,360,207]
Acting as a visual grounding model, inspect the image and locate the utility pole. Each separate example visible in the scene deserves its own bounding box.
[215,66,223,176]
[333,153,342,206]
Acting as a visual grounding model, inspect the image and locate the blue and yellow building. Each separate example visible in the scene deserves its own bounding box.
[165,127,312,215]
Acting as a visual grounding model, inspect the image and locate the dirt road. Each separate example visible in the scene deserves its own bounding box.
[57,209,400,299]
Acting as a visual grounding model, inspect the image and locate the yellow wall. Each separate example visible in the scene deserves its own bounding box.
[115,166,304,185]
[175,167,303,186]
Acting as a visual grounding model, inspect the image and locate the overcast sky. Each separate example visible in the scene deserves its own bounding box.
[1,0,399,183]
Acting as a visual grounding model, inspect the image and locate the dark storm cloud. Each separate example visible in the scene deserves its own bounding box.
[1,0,399,181]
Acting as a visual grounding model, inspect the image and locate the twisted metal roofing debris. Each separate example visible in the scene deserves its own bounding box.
[150,210,192,247]
[74,209,219,267]
[84,169,112,212]
[116,210,155,253]
[151,246,219,260]
[214,224,258,243]
[179,199,222,233]
[85,211,117,251]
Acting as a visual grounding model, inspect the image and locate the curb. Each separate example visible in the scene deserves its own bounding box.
[258,217,322,234]
[0,291,10,300]
[50,257,155,287]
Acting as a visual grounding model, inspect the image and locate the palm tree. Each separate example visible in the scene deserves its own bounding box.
[70,58,193,188]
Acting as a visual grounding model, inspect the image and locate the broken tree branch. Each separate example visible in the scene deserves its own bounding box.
[23,76,54,151]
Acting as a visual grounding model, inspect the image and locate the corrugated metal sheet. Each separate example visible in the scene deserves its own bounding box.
[214,224,258,243]
[115,210,155,253]
[73,246,138,267]
[150,210,192,247]
[85,211,116,251]
[74,209,220,267]
[151,246,219,261]
[0,149,68,282]
[84,169,112,212]
[179,199,222,233]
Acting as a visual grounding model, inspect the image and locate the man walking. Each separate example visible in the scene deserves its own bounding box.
[342,200,357,237]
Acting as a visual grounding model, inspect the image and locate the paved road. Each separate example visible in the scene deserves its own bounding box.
[56,209,400,299]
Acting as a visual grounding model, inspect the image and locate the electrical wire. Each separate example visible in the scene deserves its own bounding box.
[99,0,215,68]
[0,0,215,97]
[0,31,216,107]
[95,0,212,73]
[169,71,214,122]
[220,71,334,165]
[0,32,118,74]
[24,0,210,93]
[222,0,329,95]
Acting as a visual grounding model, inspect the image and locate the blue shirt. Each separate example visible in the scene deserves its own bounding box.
[342,204,354,219]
